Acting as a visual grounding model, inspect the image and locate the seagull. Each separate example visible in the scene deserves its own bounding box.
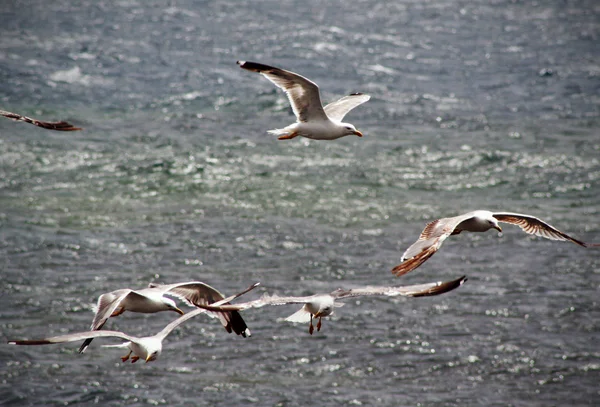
[191,276,466,335]
[77,281,253,354]
[392,210,594,277]
[8,283,259,364]
[1,109,82,131]
[237,60,370,141]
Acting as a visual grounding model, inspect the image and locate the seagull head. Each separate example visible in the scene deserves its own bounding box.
[340,122,363,138]
[145,349,160,363]
[313,299,335,318]
[488,217,502,233]
[164,298,184,315]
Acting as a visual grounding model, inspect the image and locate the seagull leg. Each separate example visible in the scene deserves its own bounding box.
[317,317,322,332]
[111,308,125,317]
[120,350,132,363]
[131,356,140,363]
[309,315,314,335]
[278,132,298,140]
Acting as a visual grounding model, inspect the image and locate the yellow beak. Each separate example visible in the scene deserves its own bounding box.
[494,225,503,232]
[145,355,153,363]
[174,307,185,315]
[313,311,324,318]
[353,130,363,137]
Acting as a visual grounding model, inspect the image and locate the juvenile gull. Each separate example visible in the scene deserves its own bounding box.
[237,60,370,141]
[1,109,81,131]
[78,281,252,354]
[193,276,466,335]
[392,210,593,277]
[8,283,259,364]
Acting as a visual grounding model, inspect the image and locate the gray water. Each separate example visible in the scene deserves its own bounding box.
[1,1,599,406]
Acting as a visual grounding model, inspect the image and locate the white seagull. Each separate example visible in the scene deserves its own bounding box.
[1,109,81,131]
[392,210,593,277]
[237,60,370,141]
[192,276,466,335]
[78,281,253,354]
[8,283,260,364]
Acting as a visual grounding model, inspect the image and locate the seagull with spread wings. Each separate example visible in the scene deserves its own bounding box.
[8,283,259,364]
[191,276,466,335]
[77,281,253,354]
[392,210,594,277]
[1,109,82,131]
[237,60,370,141]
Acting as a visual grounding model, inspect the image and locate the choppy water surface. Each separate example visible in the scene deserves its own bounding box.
[1,1,599,406]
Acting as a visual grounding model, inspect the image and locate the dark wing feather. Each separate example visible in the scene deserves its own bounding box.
[493,212,588,247]
[1,109,82,131]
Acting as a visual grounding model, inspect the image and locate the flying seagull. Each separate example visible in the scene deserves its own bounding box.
[8,283,259,364]
[78,281,253,353]
[392,210,594,277]
[1,109,82,131]
[191,276,466,335]
[237,60,370,141]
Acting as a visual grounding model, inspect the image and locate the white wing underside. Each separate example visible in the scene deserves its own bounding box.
[323,94,371,122]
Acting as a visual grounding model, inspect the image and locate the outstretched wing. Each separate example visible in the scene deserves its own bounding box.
[391,215,468,277]
[1,109,82,131]
[493,212,588,247]
[149,281,251,337]
[332,276,467,299]
[237,61,328,122]
[9,329,136,346]
[323,93,370,122]
[185,292,321,313]
[78,289,136,353]
[156,282,259,339]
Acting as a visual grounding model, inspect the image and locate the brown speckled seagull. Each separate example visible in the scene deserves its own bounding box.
[392,210,593,277]
[1,109,81,131]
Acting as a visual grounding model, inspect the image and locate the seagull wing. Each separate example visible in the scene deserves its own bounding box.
[391,215,468,277]
[9,329,137,346]
[237,61,328,122]
[78,289,136,353]
[150,281,251,337]
[323,93,370,121]
[156,282,259,339]
[332,276,467,299]
[184,293,321,313]
[1,109,82,131]
[492,212,588,247]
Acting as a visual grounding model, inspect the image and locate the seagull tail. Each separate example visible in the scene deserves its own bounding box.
[285,307,312,323]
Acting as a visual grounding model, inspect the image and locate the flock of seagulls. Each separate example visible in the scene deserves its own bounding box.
[4,61,596,364]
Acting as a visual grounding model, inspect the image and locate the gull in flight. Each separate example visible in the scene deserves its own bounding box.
[237,60,370,141]
[1,109,82,131]
[392,210,594,277]
[8,283,259,364]
[192,276,466,335]
[77,280,253,353]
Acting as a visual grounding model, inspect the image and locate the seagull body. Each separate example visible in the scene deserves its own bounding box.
[78,281,252,354]
[392,210,591,277]
[193,276,466,334]
[237,61,369,141]
[1,109,81,131]
[8,283,259,364]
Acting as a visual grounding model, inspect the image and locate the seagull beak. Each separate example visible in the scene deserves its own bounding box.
[145,355,152,363]
[353,130,363,137]
[174,307,185,315]
[313,311,323,318]
[494,225,502,232]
